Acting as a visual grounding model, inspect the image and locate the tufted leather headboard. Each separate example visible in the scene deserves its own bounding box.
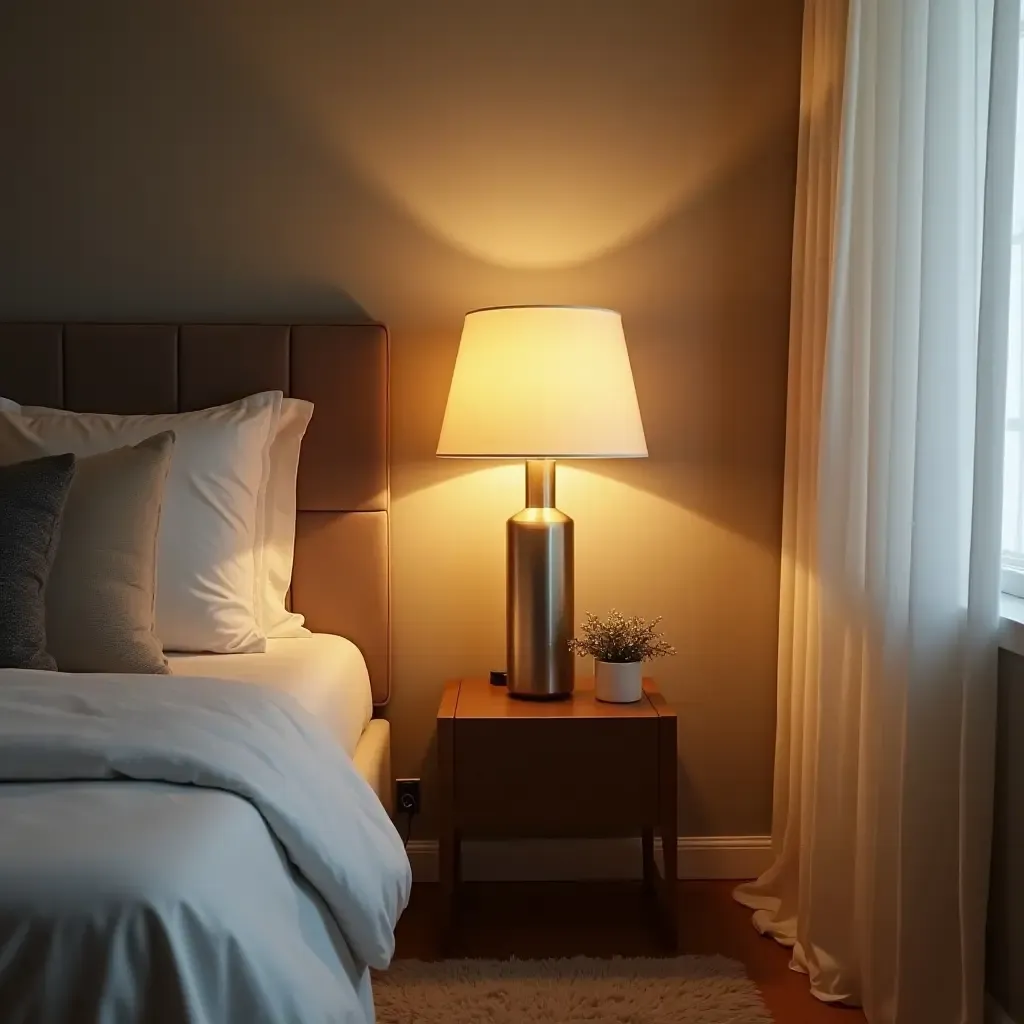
[0,323,391,705]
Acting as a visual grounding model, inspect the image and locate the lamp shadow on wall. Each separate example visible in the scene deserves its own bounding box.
[202,1,798,273]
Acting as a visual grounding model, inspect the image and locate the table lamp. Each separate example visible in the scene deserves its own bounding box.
[437,305,648,699]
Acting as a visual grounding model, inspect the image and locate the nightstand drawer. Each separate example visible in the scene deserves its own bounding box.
[454,717,660,833]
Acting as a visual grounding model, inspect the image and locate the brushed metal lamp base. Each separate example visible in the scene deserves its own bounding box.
[506,460,574,699]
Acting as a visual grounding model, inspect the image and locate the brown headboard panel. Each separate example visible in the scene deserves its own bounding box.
[0,323,391,705]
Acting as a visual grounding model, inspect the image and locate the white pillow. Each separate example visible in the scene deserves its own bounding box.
[0,393,316,643]
[263,397,314,637]
[0,394,280,654]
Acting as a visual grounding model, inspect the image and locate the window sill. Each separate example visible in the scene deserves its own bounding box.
[1000,594,1024,658]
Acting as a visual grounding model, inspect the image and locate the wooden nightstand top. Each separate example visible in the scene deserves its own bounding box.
[440,677,669,721]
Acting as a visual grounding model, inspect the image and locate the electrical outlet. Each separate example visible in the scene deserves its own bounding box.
[396,778,421,815]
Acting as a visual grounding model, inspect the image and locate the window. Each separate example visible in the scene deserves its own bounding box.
[1001,20,1024,598]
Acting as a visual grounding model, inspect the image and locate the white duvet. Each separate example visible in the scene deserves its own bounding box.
[0,669,412,1024]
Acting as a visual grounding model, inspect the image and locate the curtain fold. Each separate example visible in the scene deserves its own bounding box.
[733,0,848,970]
[736,2,1021,1021]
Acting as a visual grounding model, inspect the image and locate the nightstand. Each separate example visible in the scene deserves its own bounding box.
[436,677,678,948]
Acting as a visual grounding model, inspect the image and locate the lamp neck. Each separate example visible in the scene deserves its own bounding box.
[525,459,556,509]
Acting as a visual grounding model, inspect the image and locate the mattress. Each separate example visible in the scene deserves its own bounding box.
[168,634,373,758]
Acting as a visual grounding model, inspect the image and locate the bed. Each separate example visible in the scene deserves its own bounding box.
[0,323,405,1023]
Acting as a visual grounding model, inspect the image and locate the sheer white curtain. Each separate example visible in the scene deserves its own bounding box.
[737,2,1020,1022]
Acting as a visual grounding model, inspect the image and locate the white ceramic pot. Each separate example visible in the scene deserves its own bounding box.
[594,659,643,703]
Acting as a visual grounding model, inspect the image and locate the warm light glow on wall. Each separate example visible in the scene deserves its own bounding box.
[209,5,798,270]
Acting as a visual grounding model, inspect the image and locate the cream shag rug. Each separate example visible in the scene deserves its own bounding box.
[373,956,773,1023]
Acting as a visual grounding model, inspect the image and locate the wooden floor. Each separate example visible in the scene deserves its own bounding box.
[395,880,865,1024]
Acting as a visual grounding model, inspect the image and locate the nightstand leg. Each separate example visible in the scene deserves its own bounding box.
[642,827,656,891]
[657,718,678,950]
[438,828,459,952]
[437,695,457,952]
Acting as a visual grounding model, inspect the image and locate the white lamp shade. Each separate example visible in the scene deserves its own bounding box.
[436,306,648,458]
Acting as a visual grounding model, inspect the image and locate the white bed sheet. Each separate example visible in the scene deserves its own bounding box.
[167,634,373,758]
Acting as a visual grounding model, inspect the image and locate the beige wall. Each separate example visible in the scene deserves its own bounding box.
[989,650,1024,1018]
[0,1,803,838]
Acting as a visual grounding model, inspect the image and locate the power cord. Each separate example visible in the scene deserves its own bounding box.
[400,808,415,848]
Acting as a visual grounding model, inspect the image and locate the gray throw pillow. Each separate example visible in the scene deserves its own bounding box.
[46,431,175,674]
[0,453,76,670]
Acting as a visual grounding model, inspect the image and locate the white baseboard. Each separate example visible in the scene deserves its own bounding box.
[987,995,1019,1024]
[406,836,772,883]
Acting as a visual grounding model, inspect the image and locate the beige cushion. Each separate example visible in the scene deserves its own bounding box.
[45,432,175,674]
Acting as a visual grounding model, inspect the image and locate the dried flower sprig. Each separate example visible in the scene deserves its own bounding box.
[568,610,676,664]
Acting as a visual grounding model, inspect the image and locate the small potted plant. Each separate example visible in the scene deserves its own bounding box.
[568,610,676,703]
